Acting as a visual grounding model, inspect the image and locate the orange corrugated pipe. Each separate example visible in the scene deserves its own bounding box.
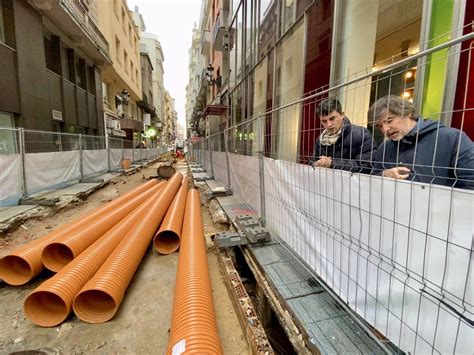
[73,173,183,323]
[0,180,158,285]
[166,189,223,355]
[153,176,189,254]
[41,182,165,272]
[23,185,165,327]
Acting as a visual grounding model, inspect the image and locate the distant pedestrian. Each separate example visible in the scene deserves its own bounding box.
[309,98,374,172]
[369,95,474,189]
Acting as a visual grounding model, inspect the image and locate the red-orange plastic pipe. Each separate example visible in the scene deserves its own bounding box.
[73,173,183,323]
[41,182,165,272]
[166,189,223,354]
[23,186,164,327]
[153,176,189,254]
[0,180,158,285]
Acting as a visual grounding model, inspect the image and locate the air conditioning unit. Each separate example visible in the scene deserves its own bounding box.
[113,120,121,130]
[52,110,63,121]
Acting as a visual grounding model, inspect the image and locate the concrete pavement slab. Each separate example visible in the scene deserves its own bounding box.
[0,205,38,224]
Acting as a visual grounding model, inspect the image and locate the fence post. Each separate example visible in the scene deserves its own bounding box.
[258,152,266,226]
[107,136,111,172]
[224,129,231,189]
[139,134,142,162]
[79,133,84,181]
[19,128,28,199]
[209,136,214,178]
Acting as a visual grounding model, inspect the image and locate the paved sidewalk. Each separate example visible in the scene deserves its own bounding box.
[0,159,157,233]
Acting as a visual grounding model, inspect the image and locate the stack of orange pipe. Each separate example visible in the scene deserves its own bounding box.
[166,189,223,354]
[153,176,189,254]
[41,181,163,272]
[0,180,158,285]
[73,173,183,323]
[23,183,165,327]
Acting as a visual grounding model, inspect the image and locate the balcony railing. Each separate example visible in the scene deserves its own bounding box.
[60,0,109,56]
[212,9,228,52]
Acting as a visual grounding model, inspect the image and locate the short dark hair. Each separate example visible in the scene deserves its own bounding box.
[316,98,342,117]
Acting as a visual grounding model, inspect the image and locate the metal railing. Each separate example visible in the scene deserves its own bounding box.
[0,129,164,207]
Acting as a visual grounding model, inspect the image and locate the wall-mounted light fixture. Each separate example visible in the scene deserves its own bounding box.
[206,64,216,85]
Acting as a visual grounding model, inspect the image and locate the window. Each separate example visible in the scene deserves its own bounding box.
[121,8,126,31]
[87,66,96,94]
[115,36,121,64]
[113,0,119,17]
[124,50,128,72]
[75,58,87,90]
[130,61,134,81]
[44,34,61,75]
[0,112,16,154]
[65,48,75,82]
[0,0,15,48]
[0,0,4,44]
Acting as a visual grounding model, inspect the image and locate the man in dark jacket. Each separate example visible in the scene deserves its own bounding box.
[369,95,474,189]
[309,98,374,172]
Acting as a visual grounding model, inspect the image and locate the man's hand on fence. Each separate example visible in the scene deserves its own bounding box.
[382,167,411,180]
[314,156,332,168]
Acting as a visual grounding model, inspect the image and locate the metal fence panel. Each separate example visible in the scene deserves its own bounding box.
[25,150,80,195]
[82,149,108,178]
[228,153,261,216]
[0,128,22,206]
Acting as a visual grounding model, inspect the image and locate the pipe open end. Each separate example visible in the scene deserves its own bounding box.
[0,255,33,286]
[24,291,68,327]
[73,289,117,324]
[42,243,74,272]
[154,231,180,254]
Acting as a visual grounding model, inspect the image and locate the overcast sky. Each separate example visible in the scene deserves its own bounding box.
[126,0,202,126]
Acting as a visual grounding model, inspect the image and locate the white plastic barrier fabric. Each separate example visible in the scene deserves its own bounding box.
[123,149,133,161]
[228,153,261,215]
[263,158,472,354]
[25,151,80,194]
[110,149,122,170]
[82,149,108,178]
[212,151,227,185]
[0,154,22,205]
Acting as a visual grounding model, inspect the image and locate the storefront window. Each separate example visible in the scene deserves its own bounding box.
[299,0,333,163]
[331,0,422,143]
[272,21,304,161]
[0,112,16,154]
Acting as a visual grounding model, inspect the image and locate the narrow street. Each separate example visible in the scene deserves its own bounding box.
[0,163,249,354]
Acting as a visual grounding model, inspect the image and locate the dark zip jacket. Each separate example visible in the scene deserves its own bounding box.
[373,118,474,190]
[309,117,374,173]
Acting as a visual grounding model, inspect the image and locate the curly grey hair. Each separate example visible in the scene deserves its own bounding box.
[367,95,415,122]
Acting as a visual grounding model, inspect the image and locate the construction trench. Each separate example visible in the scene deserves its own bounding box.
[0,153,395,354]
[0,155,298,354]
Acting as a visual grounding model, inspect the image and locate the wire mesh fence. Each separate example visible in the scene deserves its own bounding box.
[191,33,473,353]
[0,129,163,206]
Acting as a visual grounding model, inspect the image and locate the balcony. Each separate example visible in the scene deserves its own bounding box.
[28,0,111,65]
[212,9,228,52]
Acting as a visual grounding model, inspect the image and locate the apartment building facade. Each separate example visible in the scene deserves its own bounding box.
[96,0,142,143]
[163,90,177,145]
[187,0,473,161]
[0,0,109,139]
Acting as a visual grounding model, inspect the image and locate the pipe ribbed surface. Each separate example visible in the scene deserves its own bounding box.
[23,186,165,327]
[153,177,189,254]
[166,189,223,355]
[0,180,158,285]
[73,173,183,323]
[41,182,164,272]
